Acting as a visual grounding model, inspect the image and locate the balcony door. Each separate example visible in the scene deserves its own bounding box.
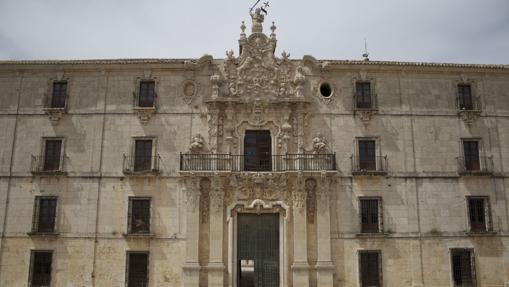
[244,130,271,171]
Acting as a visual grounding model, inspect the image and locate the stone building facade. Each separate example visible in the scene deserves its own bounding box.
[0,10,509,287]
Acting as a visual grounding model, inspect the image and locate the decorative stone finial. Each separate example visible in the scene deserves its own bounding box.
[270,21,276,38]
[240,21,246,37]
[250,8,264,33]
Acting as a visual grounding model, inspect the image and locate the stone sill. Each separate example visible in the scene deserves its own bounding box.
[458,171,494,176]
[31,171,68,176]
[27,232,60,237]
[122,170,160,176]
[123,233,155,238]
[352,171,388,176]
[355,232,388,238]
[465,231,497,237]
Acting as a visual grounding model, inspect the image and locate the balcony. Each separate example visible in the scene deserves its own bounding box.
[457,156,493,175]
[123,154,161,175]
[179,153,337,172]
[351,155,388,175]
[456,95,481,124]
[31,155,67,175]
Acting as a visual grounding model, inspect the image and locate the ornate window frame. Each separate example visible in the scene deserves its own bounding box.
[352,72,378,122]
[133,71,159,124]
[44,72,71,124]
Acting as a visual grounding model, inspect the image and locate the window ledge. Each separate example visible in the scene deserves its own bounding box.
[27,232,60,237]
[458,171,493,176]
[352,170,388,176]
[31,170,67,176]
[355,232,388,238]
[123,233,155,238]
[465,231,497,236]
[122,169,160,176]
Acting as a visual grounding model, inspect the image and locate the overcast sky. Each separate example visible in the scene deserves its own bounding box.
[1,0,508,64]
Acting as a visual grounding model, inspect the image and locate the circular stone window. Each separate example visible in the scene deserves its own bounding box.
[319,82,332,98]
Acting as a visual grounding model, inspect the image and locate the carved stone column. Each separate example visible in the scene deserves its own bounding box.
[292,176,310,287]
[182,177,201,287]
[316,175,335,286]
[208,176,225,287]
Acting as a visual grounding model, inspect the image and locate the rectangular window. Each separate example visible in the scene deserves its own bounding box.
[468,197,489,232]
[126,252,149,287]
[356,82,372,109]
[32,197,57,233]
[463,140,480,171]
[134,139,153,172]
[29,250,53,287]
[458,84,473,110]
[360,198,381,233]
[138,80,155,107]
[358,140,376,170]
[359,251,382,287]
[243,130,272,171]
[128,198,151,234]
[51,81,67,109]
[43,139,62,171]
[451,249,475,287]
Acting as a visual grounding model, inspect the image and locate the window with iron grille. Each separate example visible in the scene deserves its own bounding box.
[355,81,372,109]
[463,140,480,171]
[244,130,272,171]
[29,250,53,287]
[359,250,382,287]
[134,139,153,172]
[138,80,155,107]
[32,197,57,233]
[458,84,473,111]
[50,81,67,109]
[126,252,149,287]
[358,140,376,171]
[43,139,63,171]
[451,249,476,287]
[467,197,490,233]
[360,198,382,233]
[128,198,151,234]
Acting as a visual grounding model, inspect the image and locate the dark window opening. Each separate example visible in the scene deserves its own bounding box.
[361,199,380,233]
[463,141,480,171]
[360,251,381,287]
[51,81,67,109]
[468,198,486,232]
[451,249,475,286]
[30,251,52,287]
[138,80,155,107]
[458,84,473,111]
[356,82,372,109]
[33,197,57,233]
[43,139,62,171]
[244,130,271,171]
[134,140,153,172]
[358,140,376,170]
[128,198,151,234]
[320,83,332,98]
[127,252,149,287]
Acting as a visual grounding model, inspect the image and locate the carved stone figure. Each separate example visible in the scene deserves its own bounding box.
[189,134,205,154]
[312,134,327,154]
[250,8,265,33]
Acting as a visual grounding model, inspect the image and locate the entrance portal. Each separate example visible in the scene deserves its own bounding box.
[237,213,279,287]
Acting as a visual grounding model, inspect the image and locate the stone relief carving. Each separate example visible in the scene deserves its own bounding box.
[305,178,317,223]
[210,178,225,211]
[200,178,211,223]
[183,178,200,209]
[181,80,199,104]
[317,175,331,214]
[459,110,481,124]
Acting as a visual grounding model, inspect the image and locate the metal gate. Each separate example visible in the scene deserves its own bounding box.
[237,213,279,287]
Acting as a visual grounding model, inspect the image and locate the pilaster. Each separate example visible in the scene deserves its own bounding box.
[292,176,310,287]
[208,176,225,287]
[183,178,201,287]
[315,175,335,286]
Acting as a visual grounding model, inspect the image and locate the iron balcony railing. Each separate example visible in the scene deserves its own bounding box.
[123,154,161,174]
[179,153,337,172]
[351,155,388,175]
[31,155,66,174]
[353,92,378,111]
[456,95,482,112]
[457,156,493,175]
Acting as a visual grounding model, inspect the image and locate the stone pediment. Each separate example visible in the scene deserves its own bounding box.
[211,10,306,102]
